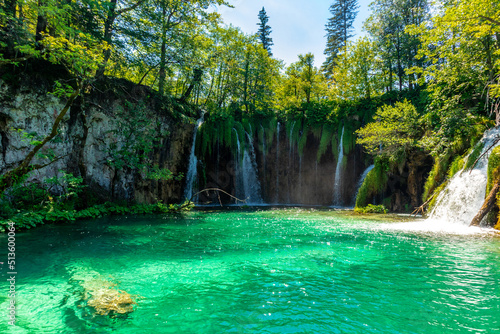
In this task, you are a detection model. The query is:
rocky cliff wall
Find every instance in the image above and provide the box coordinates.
[0,76,193,204]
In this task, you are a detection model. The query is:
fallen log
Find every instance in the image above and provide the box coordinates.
[470,182,500,226]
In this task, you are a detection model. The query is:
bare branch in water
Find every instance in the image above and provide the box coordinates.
[189,188,247,206]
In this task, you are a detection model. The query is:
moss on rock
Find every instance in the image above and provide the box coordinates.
[487,146,500,194]
[355,159,389,208]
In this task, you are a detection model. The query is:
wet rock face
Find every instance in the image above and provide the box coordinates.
[0,78,192,204]
[198,129,369,207]
[257,132,367,206]
[385,151,433,212]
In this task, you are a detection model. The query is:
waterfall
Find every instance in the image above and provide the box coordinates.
[352,164,375,206]
[183,115,204,201]
[333,126,345,206]
[428,127,500,226]
[232,128,244,202]
[288,121,295,204]
[260,124,267,198]
[275,122,280,203]
[231,128,263,204]
[242,132,263,204]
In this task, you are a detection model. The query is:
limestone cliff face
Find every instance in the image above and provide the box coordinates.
[0,77,193,204]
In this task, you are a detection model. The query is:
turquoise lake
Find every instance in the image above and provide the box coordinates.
[1,208,499,333]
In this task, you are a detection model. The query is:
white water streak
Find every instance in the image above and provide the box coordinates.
[333,126,345,206]
[352,164,375,205]
[243,132,263,204]
[183,116,204,201]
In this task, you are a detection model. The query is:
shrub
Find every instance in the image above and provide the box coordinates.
[354,204,388,214]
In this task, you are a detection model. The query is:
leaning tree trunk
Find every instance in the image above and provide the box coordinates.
[470,181,500,226]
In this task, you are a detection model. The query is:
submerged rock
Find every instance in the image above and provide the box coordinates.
[68,266,139,317]
[81,279,137,316]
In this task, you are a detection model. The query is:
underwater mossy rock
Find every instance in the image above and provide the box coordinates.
[81,279,138,317]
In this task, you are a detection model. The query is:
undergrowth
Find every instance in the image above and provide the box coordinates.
[0,172,192,232]
[354,204,388,214]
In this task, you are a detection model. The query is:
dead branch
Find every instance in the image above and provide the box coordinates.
[470,181,500,226]
[411,193,436,217]
[411,180,449,217]
[190,188,247,205]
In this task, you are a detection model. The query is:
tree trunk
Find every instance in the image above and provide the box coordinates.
[3,0,17,21]
[470,181,500,226]
[95,0,117,78]
[243,54,250,113]
[158,2,168,95]
[180,68,203,103]
[35,0,47,48]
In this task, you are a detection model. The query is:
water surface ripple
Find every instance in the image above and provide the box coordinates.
[1,209,499,333]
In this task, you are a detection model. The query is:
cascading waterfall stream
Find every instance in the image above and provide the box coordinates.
[231,128,264,204]
[242,132,264,204]
[232,128,244,202]
[333,126,345,206]
[183,115,205,202]
[428,127,500,227]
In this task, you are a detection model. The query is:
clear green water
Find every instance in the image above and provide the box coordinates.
[1,209,500,333]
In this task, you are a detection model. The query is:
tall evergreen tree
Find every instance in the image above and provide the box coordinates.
[257,7,273,56]
[322,0,359,76]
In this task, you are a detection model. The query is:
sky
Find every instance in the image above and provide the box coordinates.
[216,0,373,67]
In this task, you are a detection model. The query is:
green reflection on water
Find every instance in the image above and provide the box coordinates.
[1,208,499,333]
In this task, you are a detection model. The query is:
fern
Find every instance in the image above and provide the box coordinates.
[291,118,303,147]
[447,155,464,179]
[342,122,356,156]
[266,117,278,149]
[355,159,389,208]
[223,117,234,149]
[332,124,344,161]
[257,124,266,155]
[422,154,451,202]
[464,142,484,171]
[317,123,334,163]
[311,124,322,140]
[298,132,308,157]
[234,121,246,153]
